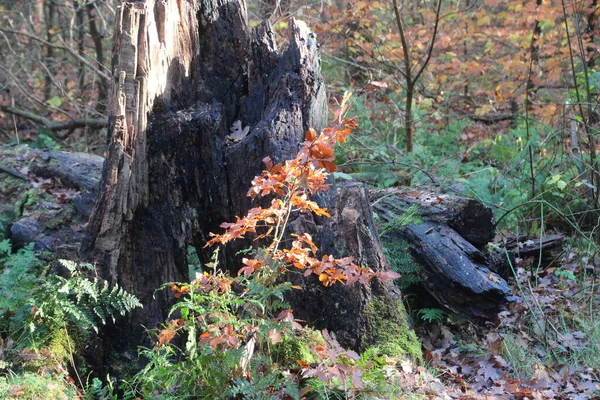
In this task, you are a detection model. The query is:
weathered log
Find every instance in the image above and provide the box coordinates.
[371,187,495,247]
[0,145,102,256]
[371,188,516,321]
[491,233,566,277]
[82,0,415,358]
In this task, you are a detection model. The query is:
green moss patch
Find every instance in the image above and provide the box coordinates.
[364,298,423,361]
[271,329,323,368]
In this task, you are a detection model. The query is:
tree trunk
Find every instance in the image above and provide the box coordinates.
[82,0,417,358]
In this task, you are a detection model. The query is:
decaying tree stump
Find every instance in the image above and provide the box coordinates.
[82,0,414,356]
[371,188,517,321]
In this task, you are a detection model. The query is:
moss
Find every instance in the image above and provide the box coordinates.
[47,329,72,364]
[364,298,423,361]
[271,329,322,367]
[14,189,47,218]
[0,372,78,399]
[0,176,30,208]
[39,205,74,230]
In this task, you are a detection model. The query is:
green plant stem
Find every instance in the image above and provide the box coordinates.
[561,0,599,205]
[496,199,600,254]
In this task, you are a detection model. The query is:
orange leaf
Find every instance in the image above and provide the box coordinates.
[157,327,176,347]
[320,161,337,172]
[199,331,212,346]
[170,284,190,298]
[209,336,226,349]
[377,271,401,282]
[305,128,318,142]
[262,156,274,170]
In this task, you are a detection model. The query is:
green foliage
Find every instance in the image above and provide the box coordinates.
[26,130,60,150]
[0,239,11,255]
[36,260,143,335]
[337,77,597,236]
[0,371,79,400]
[270,330,320,367]
[0,237,141,398]
[554,268,577,282]
[377,206,423,290]
[379,204,422,235]
[417,308,446,324]
[122,258,299,399]
[0,242,45,338]
[0,241,141,364]
[382,240,422,289]
[0,213,11,242]
[85,376,118,400]
[123,256,418,399]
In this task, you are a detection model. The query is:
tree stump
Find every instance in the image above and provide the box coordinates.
[82,0,417,358]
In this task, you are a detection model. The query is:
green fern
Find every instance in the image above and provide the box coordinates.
[85,376,118,400]
[0,239,11,256]
[42,260,143,332]
[417,308,446,323]
[0,250,141,352]
[379,204,422,235]
[382,240,422,289]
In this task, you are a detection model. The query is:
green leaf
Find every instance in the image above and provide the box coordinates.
[0,239,11,257]
[46,96,63,107]
[333,172,354,181]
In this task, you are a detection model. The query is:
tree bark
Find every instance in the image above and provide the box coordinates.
[82,0,413,356]
[371,188,516,321]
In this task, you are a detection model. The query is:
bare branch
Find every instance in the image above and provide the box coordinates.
[0,27,111,81]
[1,105,108,131]
[413,0,443,84]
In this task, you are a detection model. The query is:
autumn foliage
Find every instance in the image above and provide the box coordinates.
[204,115,398,286]
[153,115,401,394]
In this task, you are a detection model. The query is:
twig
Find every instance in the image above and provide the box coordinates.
[0,105,107,131]
[0,165,29,181]
[0,27,111,81]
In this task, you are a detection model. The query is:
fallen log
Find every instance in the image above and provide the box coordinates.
[371,188,495,247]
[0,145,102,257]
[371,188,517,321]
[488,233,566,278]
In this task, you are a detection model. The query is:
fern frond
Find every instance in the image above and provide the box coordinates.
[382,240,422,289]
[59,259,78,275]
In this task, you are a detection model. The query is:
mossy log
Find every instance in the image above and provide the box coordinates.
[0,145,102,256]
[371,188,517,321]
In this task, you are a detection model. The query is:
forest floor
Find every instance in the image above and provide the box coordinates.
[404,251,600,400]
[1,144,599,399]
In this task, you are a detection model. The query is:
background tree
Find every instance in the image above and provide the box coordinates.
[0,0,114,148]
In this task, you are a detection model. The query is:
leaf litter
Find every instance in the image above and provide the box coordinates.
[411,250,600,399]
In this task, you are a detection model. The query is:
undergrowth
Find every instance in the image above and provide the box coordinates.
[0,239,141,399]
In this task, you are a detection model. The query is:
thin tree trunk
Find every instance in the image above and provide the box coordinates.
[86,3,108,114]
